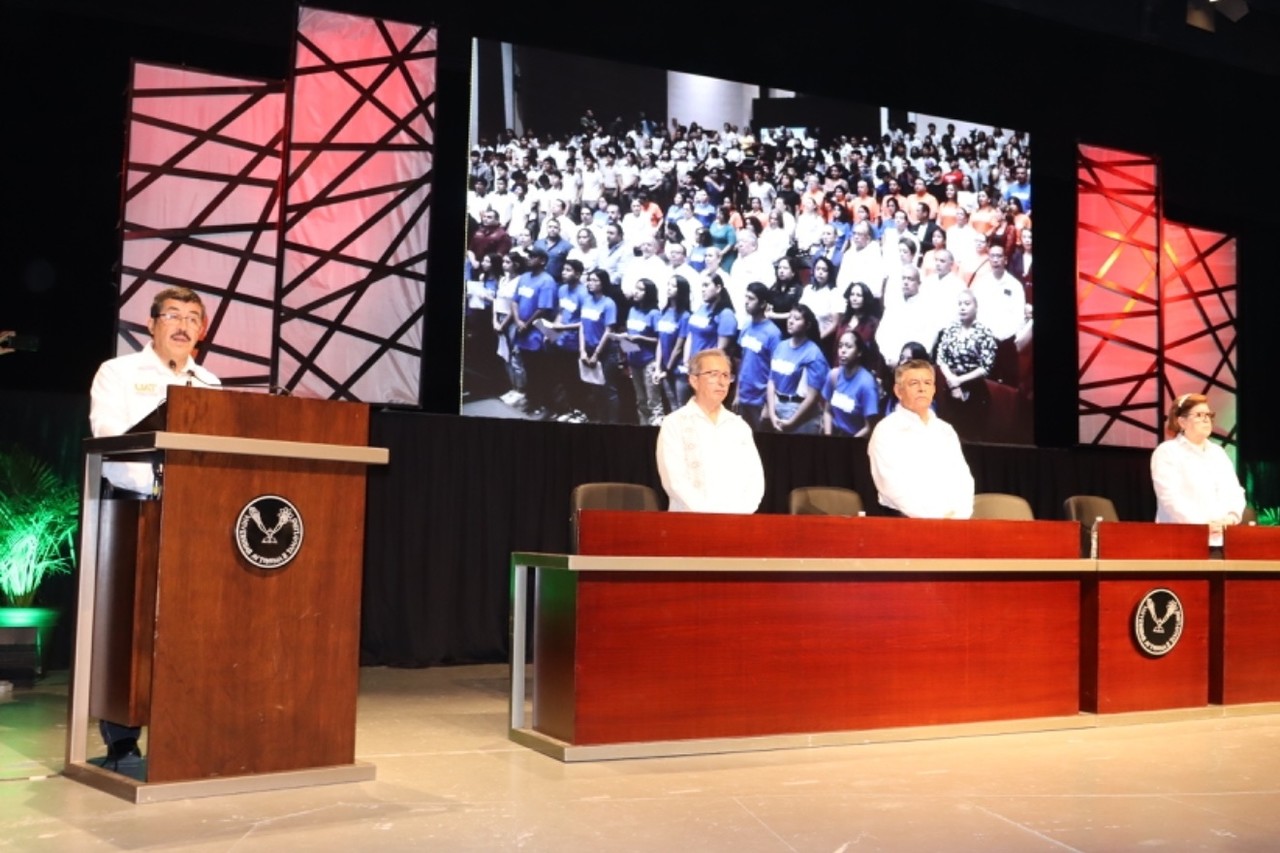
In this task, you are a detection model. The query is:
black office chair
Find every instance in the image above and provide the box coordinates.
[788,486,864,517]
[971,492,1035,520]
[569,482,661,552]
[1063,495,1120,525]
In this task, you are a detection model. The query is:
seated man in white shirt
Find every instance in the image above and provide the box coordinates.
[656,348,765,513]
[868,358,973,518]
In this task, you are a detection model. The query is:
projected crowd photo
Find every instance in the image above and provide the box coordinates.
[462,42,1033,445]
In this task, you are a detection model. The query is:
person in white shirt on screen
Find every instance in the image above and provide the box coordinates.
[656,348,764,513]
[969,244,1025,343]
[836,221,885,296]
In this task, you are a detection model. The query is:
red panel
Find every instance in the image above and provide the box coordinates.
[536,571,1080,744]
[1217,578,1280,704]
[1095,521,1208,560]
[577,511,1081,559]
[1075,146,1240,452]
[1223,525,1280,560]
[1160,222,1238,462]
[1087,577,1209,713]
[1076,145,1160,448]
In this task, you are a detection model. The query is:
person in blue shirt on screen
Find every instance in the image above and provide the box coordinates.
[542,258,586,419]
[683,273,737,404]
[617,278,663,425]
[822,329,880,437]
[767,304,829,434]
[654,275,692,417]
[512,248,558,418]
[734,282,781,431]
[577,268,621,423]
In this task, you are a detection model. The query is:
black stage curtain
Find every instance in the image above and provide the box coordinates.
[360,410,1155,667]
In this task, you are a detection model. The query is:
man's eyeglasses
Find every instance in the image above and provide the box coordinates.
[154,311,204,327]
[694,370,733,383]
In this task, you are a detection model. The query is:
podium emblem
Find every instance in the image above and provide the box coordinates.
[235,495,304,569]
[1133,588,1183,657]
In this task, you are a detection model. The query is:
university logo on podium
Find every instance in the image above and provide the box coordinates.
[1133,588,1183,657]
[235,495,305,570]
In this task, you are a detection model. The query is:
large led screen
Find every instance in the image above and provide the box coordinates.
[462,41,1034,445]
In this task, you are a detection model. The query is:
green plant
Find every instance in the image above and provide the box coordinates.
[1256,507,1280,527]
[0,445,79,607]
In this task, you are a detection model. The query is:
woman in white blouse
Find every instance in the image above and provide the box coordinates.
[1151,393,1246,539]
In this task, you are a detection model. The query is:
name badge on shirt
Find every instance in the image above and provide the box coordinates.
[582,307,603,322]
[830,390,856,413]
[134,383,160,395]
[627,317,647,332]
[689,314,711,329]
[559,297,579,312]
[771,358,796,376]
[518,284,536,298]
[741,334,763,353]
[657,319,678,333]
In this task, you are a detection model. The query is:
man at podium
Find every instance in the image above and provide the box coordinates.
[87,285,220,769]
[90,287,220,495]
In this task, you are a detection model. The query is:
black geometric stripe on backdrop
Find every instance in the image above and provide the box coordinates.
[279,20,435,400]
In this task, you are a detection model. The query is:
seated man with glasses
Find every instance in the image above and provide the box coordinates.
[1151,392,1245,542]
[656,347,764,513]
[868,358,974,518]
[87,285,221,771]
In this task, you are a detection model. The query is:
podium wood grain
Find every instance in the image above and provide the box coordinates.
[92,387,372,783]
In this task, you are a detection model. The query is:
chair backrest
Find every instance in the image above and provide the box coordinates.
[569,482,661,551]
[1063,495,1119,524]
[788,486,864,517]
[1242,505,1258,526]
[971,492,1035,520]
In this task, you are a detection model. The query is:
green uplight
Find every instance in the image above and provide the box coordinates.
[0,606,60,629]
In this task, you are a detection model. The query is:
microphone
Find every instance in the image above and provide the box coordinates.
[166,360,193,386]
[170,360,211,387]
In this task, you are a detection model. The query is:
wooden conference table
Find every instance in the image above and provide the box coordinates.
[509,512,1280,761]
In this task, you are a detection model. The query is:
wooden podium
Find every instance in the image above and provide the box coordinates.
[1215,525,1280,704]
[1083,522,1213,714]
[64,387,389,803]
